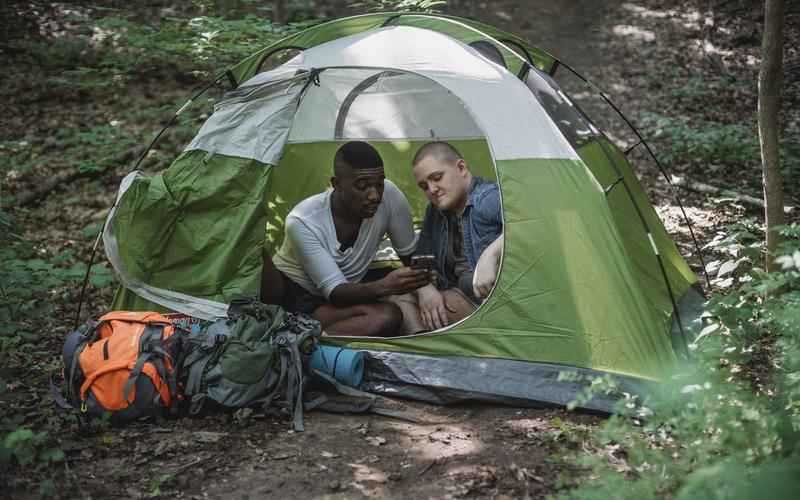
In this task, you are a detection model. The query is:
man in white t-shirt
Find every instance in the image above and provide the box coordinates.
[262,141,430,337]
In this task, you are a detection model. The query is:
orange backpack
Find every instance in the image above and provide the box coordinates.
[55,311,184,421]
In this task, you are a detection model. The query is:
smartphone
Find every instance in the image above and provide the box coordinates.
[410,254,435,271]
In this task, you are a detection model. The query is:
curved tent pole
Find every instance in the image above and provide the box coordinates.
[496,38,534,66]
[553,60,711,289]
[255,45,307,75]
[73,72,229,330]
[333,70,402,138]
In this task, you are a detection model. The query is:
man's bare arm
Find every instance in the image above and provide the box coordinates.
[473,235,504,299]
[329,267,430,306]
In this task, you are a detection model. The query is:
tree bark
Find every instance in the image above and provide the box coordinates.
[273,0,287,24]
[758,0,785,271]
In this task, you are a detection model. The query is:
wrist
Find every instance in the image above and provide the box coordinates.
[417,283,438,298]
[368,278,389,299]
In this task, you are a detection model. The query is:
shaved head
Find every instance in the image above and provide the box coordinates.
[412,141,463,168]
[411,141,472,213]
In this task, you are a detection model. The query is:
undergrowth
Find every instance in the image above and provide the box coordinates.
[560,224,800,500]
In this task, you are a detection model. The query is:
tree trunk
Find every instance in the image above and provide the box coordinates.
[273,0,287,24]
[758,0,785,271]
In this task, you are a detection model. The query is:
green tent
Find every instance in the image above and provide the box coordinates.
[105,13,704,412]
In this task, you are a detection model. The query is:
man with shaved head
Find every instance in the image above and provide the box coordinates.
[393,141,504,332]
[263,141,429,337]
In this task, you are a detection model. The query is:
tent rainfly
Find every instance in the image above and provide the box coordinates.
[104,13,705,412]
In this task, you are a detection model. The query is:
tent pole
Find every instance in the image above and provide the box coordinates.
[554,61,711,289]
[73,73,228,330]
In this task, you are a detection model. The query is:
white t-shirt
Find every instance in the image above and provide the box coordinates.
[273,180,417,299]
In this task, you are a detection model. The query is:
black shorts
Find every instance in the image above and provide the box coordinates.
[280,274,327,316]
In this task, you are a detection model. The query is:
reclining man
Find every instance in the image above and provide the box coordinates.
[393,141,504,332]
[261,141,430,337]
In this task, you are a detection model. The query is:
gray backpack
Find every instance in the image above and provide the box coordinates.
[180,299,321,430]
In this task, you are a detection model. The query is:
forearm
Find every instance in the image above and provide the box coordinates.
[328,281,387,306]
[483,235,503,263]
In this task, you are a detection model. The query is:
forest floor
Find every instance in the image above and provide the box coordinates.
[2,0,799,498]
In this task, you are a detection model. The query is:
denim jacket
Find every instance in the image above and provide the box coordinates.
[415,176,503,293]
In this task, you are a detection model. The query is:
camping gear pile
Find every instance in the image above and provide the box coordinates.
[54,300,334,430]
[87,12,706,413]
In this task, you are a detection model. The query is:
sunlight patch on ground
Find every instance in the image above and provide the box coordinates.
[612,25,656,43]
[387,421,485,461]
[621,2,705,30]
[503,417,554,436]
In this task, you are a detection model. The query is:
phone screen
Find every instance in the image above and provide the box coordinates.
[411,255,434,271]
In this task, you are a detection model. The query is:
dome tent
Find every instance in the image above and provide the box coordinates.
[104,12,704,412]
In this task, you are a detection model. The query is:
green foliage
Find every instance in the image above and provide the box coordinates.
[640,112,760,172]
[0,425,63,497]
[639,112,800,198]
[349,0,447,13]
[0,210,114,367]
[21,5,310,93]
[0,124,139,179]
[0,429,64,468]
[559,224,800,500]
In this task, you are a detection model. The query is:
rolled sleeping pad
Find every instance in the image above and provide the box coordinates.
[310,345,365,388]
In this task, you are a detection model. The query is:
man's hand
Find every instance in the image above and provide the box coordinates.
[417,284,456,330]
[377,267,431,296]
[473,235,503,299]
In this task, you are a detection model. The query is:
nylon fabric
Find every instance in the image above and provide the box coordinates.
[327,158,677,381]
[110,153,272,315]
[230,13,556,84]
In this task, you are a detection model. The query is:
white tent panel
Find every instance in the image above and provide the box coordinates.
[280,26,578,161]
[186,72,307,165]
[288,69,483,142]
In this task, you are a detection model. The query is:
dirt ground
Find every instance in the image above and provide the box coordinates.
[54,404,598,500]
[5,0,796,498]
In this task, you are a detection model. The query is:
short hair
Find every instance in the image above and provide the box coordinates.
[334,141,383,174]
[412,141,463,167]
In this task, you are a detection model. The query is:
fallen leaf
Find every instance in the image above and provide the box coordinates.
[365,436,387,446]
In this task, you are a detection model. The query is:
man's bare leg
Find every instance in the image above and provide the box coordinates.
[312,302,402,337]
[440,289,477,325]
[385,293,426,334]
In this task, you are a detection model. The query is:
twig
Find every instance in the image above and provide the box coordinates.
[418,457,442,477]
[169,454,213,475]
[671,175,794,214]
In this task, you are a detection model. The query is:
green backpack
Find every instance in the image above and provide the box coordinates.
[180,298,321,430]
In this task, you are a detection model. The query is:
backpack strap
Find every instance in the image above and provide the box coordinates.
[284,334,306,431]
[122,324,170,404]
[64,321,101,409]
[309,368,425,424]
[262,343,290,413]
[185,334,229,415]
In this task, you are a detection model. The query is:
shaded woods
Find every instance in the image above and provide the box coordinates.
[1,1,799,498]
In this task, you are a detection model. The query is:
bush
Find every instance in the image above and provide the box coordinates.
[638,112,800,199]
[559,223,800,500]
